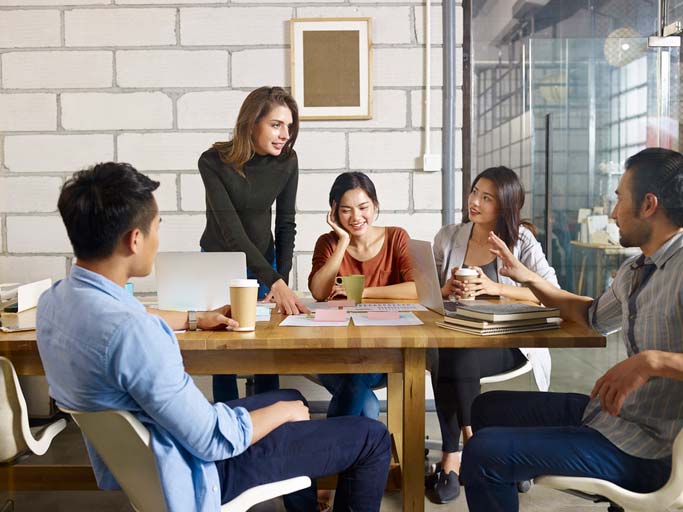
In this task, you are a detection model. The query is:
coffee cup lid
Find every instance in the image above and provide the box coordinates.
[455,268,478,277]
[230,278,259,287]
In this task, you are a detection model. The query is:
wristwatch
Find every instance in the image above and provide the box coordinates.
[187,310,198,331]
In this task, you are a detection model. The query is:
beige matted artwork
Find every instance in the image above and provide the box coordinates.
[290,18,372,120]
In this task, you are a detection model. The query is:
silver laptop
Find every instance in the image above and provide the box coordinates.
[156,252,246,311]
[408,239,460,316]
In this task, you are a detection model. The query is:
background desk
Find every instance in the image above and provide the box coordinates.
[0,308,605,512]
[570,241,641,296]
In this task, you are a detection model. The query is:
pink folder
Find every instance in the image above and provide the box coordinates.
[314,309,347,322]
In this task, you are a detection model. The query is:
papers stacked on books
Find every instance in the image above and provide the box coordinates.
[438,302,561,336]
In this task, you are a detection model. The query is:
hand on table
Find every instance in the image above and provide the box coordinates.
[264,279,311,315]
[326,284,347,300]
[196,305,239,330]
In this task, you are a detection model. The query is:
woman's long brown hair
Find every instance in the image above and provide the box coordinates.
[213,86,299,177]
[463,166,536,250]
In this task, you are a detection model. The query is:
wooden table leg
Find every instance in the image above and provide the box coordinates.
[402,348,425,512]
[387,372,403,462]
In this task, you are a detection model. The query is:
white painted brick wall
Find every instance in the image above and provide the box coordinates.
[411,89,463,129]
[0,0,106,4]
[413,169,463,211]
[349,132,422,170]
[117,51,228,88]
[296,6,412,45]
[0,177,62,213]
[374,48,443,87]
[0,256,67,284]
[300,89,407,130]
[177,90,248,130]
[147,173,178,212]
[180,173,205,212]
[296,173,338,211]
[295,254,313,294]
[5,135,114,173]
[157,214,205,252]
[65,9,176,47]
[7,216,71,253]
[295,132,346,170]
[0,1,464,294]
[0,10,61,48]
[180,7,290,46]
[231,49,289,88]
[62,93,173,130]
[118,133,223,172]
[415,5,464,46]
[1,51,112,89]
[0,94,57,131]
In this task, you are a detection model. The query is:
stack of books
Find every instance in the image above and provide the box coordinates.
[437,302,561,336]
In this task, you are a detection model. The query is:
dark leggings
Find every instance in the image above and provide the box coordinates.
[433,347,528,452]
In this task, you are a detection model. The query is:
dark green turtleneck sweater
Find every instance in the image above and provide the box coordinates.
[198,147,298,288]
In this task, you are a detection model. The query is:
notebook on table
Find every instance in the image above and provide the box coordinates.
[436,320,560,336]
[452,302,560,322]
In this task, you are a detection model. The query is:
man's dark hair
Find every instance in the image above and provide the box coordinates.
[625,148,683,227]
[58,162,160,260]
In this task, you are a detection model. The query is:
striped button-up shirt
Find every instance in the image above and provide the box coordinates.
[582,231,683,460]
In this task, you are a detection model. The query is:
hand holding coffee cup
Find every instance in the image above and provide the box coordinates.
[229,278,259,331]
[449,267,479,300]
[334,275,365,304]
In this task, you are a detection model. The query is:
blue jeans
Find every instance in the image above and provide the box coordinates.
[212,252,279,403]
[317,373,387,418]
[215,389,391,512]
[461,391,672,512]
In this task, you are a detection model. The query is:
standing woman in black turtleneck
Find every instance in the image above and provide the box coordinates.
[199,86,310,403]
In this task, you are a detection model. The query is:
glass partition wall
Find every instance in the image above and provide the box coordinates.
[468,0,680,392]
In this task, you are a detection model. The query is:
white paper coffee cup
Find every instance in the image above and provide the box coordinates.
[454,268,478,300]
[229,279,259,331]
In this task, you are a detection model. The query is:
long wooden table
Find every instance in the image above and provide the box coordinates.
[0,307,605,512]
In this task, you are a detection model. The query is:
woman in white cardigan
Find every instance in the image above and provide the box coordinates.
[426,166,558,504]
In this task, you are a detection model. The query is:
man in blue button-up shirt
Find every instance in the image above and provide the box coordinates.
[37,162,391,512]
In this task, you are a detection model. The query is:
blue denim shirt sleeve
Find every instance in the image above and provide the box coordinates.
[106,313,253,461]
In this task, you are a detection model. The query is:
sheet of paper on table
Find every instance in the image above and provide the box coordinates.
[279,313,350,327]
[350,312,424,327]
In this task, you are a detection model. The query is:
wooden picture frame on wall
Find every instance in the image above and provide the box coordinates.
[290,17,372,120]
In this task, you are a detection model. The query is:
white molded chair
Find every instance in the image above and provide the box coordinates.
[479,359,533,385]
[0,356,67,463]
[62,408,311,512]
[535,427,683,512]
[1,356,68,512]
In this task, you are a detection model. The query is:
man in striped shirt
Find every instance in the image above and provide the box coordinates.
[461,147,683,512]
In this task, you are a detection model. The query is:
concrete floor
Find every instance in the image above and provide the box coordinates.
[1,333,625,512]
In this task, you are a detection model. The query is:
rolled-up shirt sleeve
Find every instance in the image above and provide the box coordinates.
[588,285,623,336]
[106,314,253,461]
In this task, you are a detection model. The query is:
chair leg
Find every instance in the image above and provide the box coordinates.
[1,499,15,512]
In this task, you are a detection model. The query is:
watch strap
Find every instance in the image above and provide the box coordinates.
[188,310,198,331]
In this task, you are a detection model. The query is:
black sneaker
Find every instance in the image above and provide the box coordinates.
[425,469,441,490]
[426,470,461,504]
